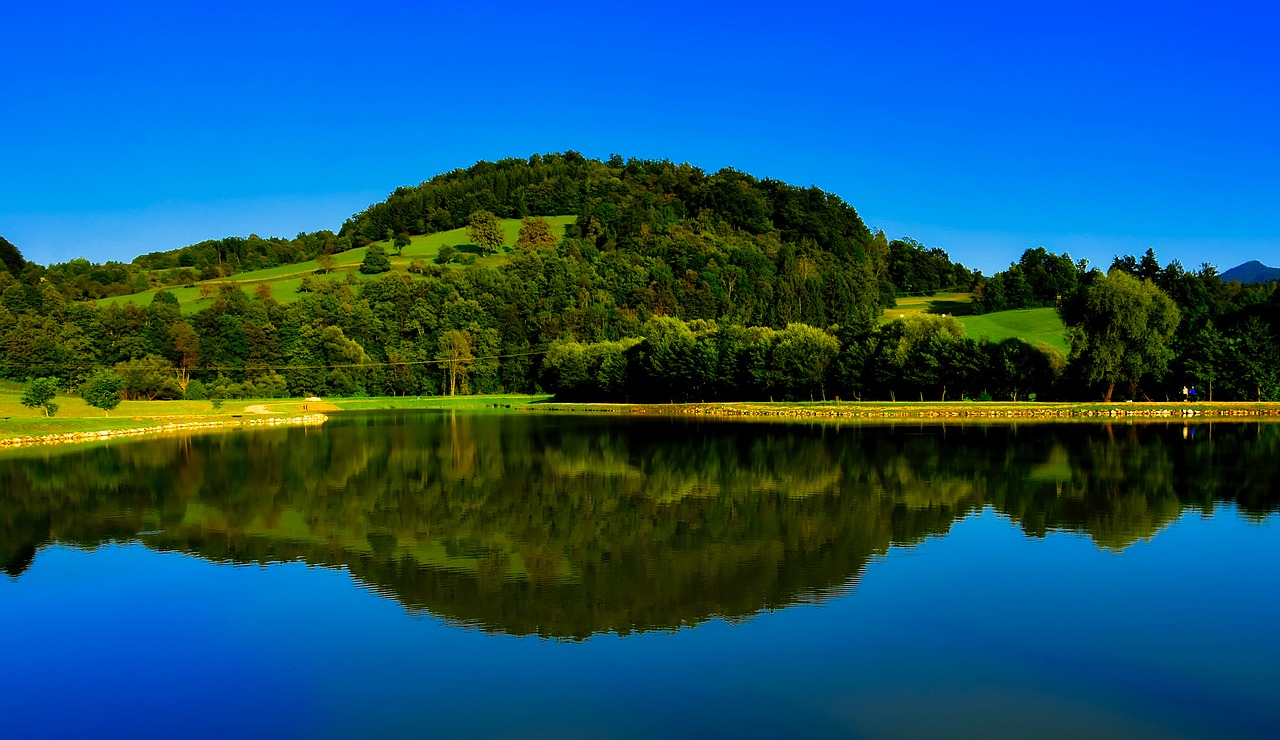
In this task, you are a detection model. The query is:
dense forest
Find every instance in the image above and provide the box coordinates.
[1,153,1278,402]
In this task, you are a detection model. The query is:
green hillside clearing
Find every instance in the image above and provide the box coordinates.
[884,294,1067,355]
[883,292,976,319]
[957,308,1068,355]
[98,216,576,314]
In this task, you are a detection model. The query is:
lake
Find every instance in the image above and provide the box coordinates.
[2,412,1277,738]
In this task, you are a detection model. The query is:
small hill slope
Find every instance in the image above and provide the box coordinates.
[98,217,575,313]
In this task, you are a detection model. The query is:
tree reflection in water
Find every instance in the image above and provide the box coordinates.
[2,414,1276,638]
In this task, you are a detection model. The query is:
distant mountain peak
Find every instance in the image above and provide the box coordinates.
[1221,260,1280,284]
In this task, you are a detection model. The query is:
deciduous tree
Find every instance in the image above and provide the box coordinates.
[467,211,504,256]
[515,216,558,251]
[20,377,60,417]
[436,330,474,395]
[1060,270,1180,401]
[359,244,392,274]
[81,369,124,416]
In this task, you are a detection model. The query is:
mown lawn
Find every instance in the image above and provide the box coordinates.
[0,380,283,439]
[882,294,1068,354]
[883,292,976,319]
[956,308,1069,355]
[0,382,553,441]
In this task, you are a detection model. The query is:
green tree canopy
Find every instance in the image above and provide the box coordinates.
[0,236,27,275]
[1060,269,1180,401]
[467,210,505,256]
[115,355,183,400]
[359,244,392,274]
[436,329,474,395]
[81,369,124,416]
[515,216,559,251]
[20,377,60,417]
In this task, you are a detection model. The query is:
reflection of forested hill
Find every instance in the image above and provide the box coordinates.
[2,415,1277,637]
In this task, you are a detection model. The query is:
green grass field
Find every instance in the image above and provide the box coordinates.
[0,379,269,439]
[957,308,1068,355]
[5,375,1277,448]
[0,379,553,441]
[98,216,577,314]
[885,294,1068,355]
[883,292,976,319]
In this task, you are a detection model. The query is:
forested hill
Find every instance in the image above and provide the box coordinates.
[0,154,991,404]
[342,153,878,261]
[6,153,972,309]
[3,153,1276,402]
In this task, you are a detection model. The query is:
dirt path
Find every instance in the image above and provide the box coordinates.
[244,404,275,414]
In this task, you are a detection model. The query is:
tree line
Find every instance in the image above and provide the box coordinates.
[1,153,1277,404]
[975,245,1280,400]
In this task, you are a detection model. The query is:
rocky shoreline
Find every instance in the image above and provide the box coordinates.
[536,402,1280,421]
[0,413,329,449]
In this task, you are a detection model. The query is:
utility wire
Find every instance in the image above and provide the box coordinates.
[0,348,553,373]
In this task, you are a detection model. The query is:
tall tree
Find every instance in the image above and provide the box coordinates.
[1226,317,1280,401]
[436,330,475,395]
[1060,270,1180,401]
[170,321,201,393]
[770,323,840,401]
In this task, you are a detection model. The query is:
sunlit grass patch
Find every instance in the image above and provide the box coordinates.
[96,216,577,313]
[957,308,1068,355]
[884,292,975,320]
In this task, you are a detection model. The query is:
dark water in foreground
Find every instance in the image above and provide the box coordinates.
[1,413,1278,738]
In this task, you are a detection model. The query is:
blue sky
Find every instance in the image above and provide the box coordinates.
[2,0,1276,274]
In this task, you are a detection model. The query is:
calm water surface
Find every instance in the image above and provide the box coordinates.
[2,413,1277,738]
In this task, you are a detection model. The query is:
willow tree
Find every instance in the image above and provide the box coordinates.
[1060,269,1180,401]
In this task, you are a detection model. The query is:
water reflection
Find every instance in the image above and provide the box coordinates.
[2,414,1277,638]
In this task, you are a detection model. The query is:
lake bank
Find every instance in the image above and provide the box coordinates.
[0,413,329,449]
[529,399,1280,421]
[0,391,547,445]
[4,394,1279,449]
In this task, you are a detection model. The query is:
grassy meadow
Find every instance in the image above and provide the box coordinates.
[0,378,552,442]
[957,308,1069,355]
[0,379,261,439]
[98,216,577,314]
[883,292,976,319]
[6,374,1278,447]
[886,293,1069,355]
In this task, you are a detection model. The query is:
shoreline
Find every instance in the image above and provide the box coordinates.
[5,397,1280,450]
[527,400,1280,421]
[0,413,329,449]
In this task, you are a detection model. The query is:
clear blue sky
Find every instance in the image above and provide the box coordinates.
[3,0,1277,274]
